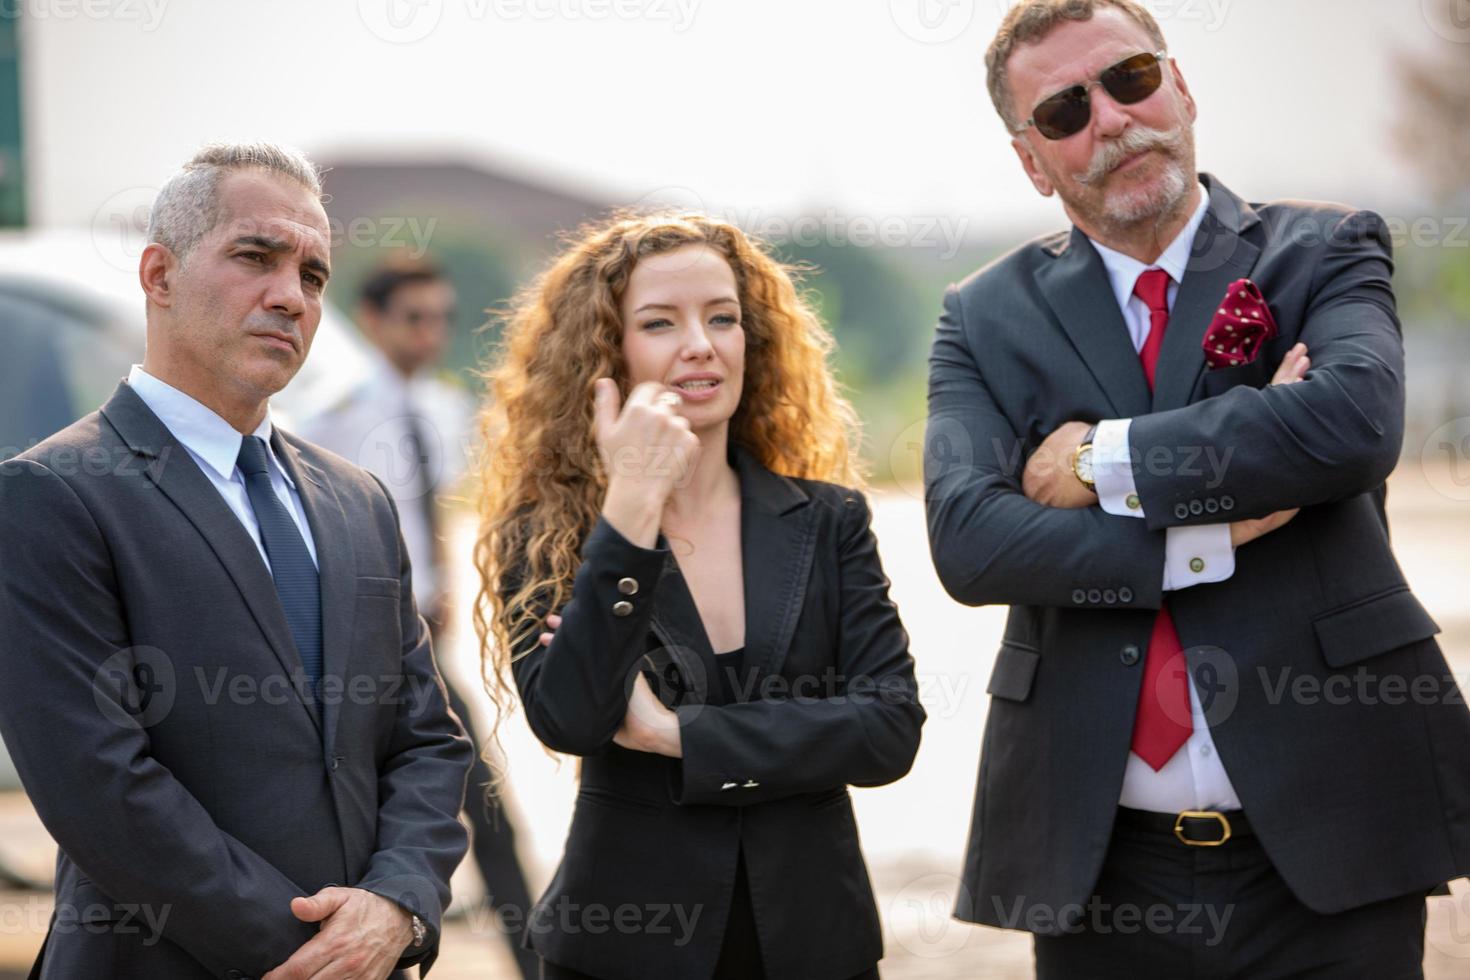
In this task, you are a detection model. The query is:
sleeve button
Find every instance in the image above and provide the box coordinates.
[1188,499,1204,516]
[1174,503,1190,520]
[1071,589,1087,605]
[1086,588,1103,604]
[612,600,634,617]
[1204,498,1219,514]
[1118,587,1134,603]
[1102,589,1117,604]
[617,577,639,595]
[1220,495,1235,511]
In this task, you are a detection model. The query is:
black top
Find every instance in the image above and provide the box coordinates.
[706,646,748,707]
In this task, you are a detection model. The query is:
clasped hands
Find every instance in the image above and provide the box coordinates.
[1021,343,1311,548]
[261,886,414,980]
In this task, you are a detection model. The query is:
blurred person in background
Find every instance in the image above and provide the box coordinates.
[297,262,539,979]
[474,212,925,980]
[924,1,1470,976]
[0,142,471,979]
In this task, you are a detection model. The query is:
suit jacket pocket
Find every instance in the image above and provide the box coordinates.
[1312,587,1440,668]
[1200,359,1269,398]
[356,575,401,598]
[986,642,1040,702]
[577,785,662,814]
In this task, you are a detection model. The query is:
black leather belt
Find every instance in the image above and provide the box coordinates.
[1116,806,1252,846]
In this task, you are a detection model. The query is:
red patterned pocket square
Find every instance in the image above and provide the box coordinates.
[1202,278,1278,369]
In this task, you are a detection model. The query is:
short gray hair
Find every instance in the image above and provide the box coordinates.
[986,0,1167,131]
[147,141,325,261]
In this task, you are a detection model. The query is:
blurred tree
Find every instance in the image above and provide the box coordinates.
[1394,38,1470,330]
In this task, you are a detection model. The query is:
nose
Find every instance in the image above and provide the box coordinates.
[1089,85,1130,140]
[262,264,306,318]
[680,319,714,360]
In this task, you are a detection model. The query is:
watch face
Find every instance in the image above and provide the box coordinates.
[1076,448,1095,484]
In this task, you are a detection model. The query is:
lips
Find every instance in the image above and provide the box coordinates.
[670,374,723,402]
[253,331,298,353]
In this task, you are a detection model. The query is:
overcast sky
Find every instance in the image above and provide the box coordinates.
[19,0,1465,241]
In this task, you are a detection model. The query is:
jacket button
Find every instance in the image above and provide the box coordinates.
[612,601,633,617]
[742,779,760,788]
[1102,589,1117,604]
[1118,587,1134,603]
[1188,499,1204,516]
[1071,589,1086,605]
[720,781,738,791]
[1204,498,1219,514]
[1120,645,1141,666]
[1174,503,1190,520]
[1086,589,1102,604]
[328,756,343,772]
[617,577,639,596]
[1220,495,1235,511]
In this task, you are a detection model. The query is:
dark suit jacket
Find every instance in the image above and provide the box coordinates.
[925,174,1470,932]
[0,382,473,978]
[507,447,925,980]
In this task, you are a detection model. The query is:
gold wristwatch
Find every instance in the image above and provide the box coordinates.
[1072,424,1099,491]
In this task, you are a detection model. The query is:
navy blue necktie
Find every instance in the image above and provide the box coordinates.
[236,436,322,694]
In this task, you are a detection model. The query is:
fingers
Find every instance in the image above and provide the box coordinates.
[290,887,349,923]
[1271,507,1302,529]
[1271,343,1309,385]
[592,378,621,443]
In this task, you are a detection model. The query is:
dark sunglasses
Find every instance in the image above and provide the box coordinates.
[1015,51,1168,140]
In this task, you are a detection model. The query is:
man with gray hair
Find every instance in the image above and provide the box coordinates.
[0,142,472,979]
[926,1,1470,975]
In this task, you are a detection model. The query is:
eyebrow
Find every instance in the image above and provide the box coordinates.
[633,296,740,314]
[231,234,331,281]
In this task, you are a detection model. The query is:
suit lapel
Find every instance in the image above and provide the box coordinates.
[646,447,817,692]
[1152,174,1263,412]
[648,553,714,705]
[1034,227,1154,420]
[100,383,321,734]
[272,431,356,754]
[734,448,817,680]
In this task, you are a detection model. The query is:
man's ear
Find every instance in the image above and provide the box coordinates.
[1012,136,1055,197]
[1169,57,1197,124]
[139,243,177,308]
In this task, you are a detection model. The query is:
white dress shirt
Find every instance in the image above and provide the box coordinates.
[127,365,318,572]
[1080,185,1243,813]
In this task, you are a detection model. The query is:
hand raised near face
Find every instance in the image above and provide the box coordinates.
[594,379,700,548]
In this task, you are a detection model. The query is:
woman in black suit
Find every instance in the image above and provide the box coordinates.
[474,211,925,980]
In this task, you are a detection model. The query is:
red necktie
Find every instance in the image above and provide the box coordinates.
[1129,269,1192,770]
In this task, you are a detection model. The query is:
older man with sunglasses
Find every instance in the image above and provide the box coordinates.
[925,1,1470,976]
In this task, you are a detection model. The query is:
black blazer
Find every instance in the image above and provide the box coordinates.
[0,382,472,979]
[925,173,1470,932]
[509,447,925,980]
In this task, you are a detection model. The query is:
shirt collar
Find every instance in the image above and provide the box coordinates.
[1085,181,1212,311]
[126,365,295,488]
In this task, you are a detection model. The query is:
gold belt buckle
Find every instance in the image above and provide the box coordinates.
[1173,809,1232,847]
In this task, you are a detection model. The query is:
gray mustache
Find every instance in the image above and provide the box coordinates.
[1077,126,1184,185]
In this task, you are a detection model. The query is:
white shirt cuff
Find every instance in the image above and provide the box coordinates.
[1093,418,1143,518]
[1162,523,1236,591]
